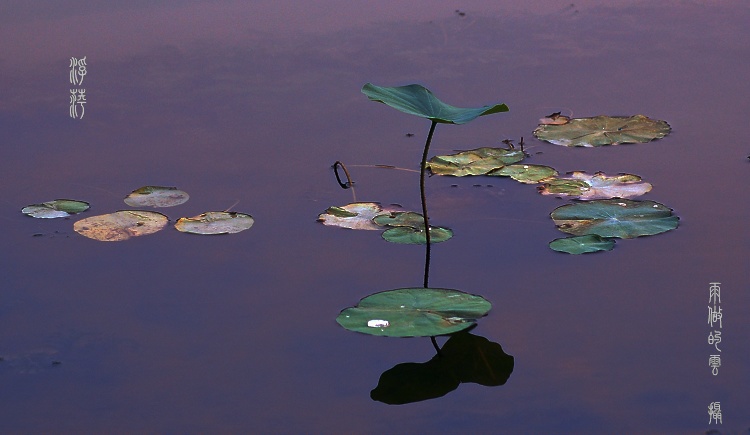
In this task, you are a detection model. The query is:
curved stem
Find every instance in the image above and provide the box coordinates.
[332,161,356,202]
[421,121,438,288]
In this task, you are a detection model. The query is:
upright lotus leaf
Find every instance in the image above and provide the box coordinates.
[336,288,491,337]
[124,186,189,208]
[533,115,671,147]
[549,235,616,254]
[362,83,509,124]
[74,210,168,241]
[540,171,652,200]
[551,199,679,239]
[427,147,525,176]
[486,164,558,184]
[317,202,397,230]
[21,199,90,219]
[174,211,254,235]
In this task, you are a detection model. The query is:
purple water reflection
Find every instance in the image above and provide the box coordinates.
[1,1,748,434]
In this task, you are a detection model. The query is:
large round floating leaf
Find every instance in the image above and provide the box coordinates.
[551,199,679,239]
[174,211,254,235]
[362,83,509,125]
[533,115,671,147]
[123,186,189,208]
[487,164,558,184]
[540,171,652,200]
[549,235,616,254]
[73,210,168,241]
[336,288,492,337]
[317,202,390,230]
[427,147,525,176]
[21,199,90,219]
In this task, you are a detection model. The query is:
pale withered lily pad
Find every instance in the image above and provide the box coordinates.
[539,172,652,200]
[362,83,508,125]
[428,147,525,176]
[317,202,397,230]
[549,235,616,254]
[533,115,671,147]
[336,287,491,337]
[487,164,558,184]
[551,199,679,239]
[124,186,189,208]
[74,210,168,241]
[373,211,453,244]
[22,199,89,219]
[174,212,254,235]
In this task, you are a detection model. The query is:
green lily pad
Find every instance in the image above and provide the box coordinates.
[21,199,90,218]
[549,235,616,254]
[174,211,254,235]
[427,147,525,176]
[487,164,558,183]
[540,172,652,200]
[382,226,453,244]
[336,288,492,337]
[124,186,189,208]
[373,211,453,244]
[551,199,679,239]
[533,115,671,147]
[73,210,168,241]
[362,83,508,125]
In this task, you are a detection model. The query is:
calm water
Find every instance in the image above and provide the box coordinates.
[1,1,748,434]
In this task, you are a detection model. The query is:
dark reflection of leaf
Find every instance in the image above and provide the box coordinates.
[371,331,514,405]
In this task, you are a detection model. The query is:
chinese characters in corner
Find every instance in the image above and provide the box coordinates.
[69,56,87,119]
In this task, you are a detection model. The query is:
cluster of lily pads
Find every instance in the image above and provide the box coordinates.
[21,186,254,241]
[324,83,680,347]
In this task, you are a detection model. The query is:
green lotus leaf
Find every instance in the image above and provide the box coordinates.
[174,211,254,235]
[336,288,492,337]
[21,199,90,219]
[123,186,189,208]
[551,199,679,239]
[533,115,671,147]
[382,226,453,244]
[540,171,652,200]
[487,164,558,183]
[372,211,426,228]
[549,235,616,254]
[362,83,509,125]
[74,210,168,241]
[427,147,525,176]
[318,202,396,230]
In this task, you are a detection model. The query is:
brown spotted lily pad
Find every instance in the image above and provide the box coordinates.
[74,210,168,241]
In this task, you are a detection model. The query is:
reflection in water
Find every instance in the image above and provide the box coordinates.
[371,330,514,405]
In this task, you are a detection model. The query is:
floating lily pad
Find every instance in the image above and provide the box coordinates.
[73,210,168,241]
[123,186,189,208]
[551,199,679,239]
[174,211,254,235]
[549,235,616,254]
[374,211,453,244]
[540,171,652,200]
[533,115,671,147]
[428,147,525,176]
[336,288,492,337]
[487,164,558,183]
[317,202,396,230]
[382,226,453,244]
[362,83,508,125]
[21,199,89,219]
